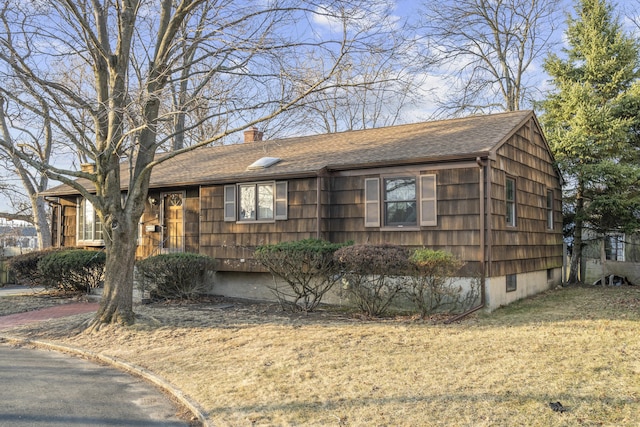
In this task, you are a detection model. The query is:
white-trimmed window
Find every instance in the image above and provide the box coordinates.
[364,174,437,228]
[224,181,287,222]
[384,177,417,226]
[605,234,625,261]
[505,176,516,227]
[77,198,104,244]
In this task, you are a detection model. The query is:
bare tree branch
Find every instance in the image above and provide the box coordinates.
[0,211,32,223]
[417,0,563,116]
[0,0,405,325]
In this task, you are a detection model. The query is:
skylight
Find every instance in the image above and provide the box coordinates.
[247,157,281,170]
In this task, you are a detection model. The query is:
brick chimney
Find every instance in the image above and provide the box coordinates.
[243,126,263,143]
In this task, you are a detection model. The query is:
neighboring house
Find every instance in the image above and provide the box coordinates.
[43,110,564,310]
[1,223,37,286]
[0,223,38,250]
[0,247,25,286]
[583,232,640,285]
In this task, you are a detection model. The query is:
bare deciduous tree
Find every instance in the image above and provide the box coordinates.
[0,94,53,248]
[0,0,401,326]
[280,35,424,134]
[418,0,562,115]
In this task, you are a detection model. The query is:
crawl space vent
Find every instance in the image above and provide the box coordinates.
[247,156,281,170]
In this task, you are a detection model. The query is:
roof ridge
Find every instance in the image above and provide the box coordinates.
[260,109,533,144]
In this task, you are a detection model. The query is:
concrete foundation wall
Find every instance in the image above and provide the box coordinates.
[211,271,482,312]
[210,271,274,301]
[484,268,560,311]
[210,268,560,312]
[210,271,350,307]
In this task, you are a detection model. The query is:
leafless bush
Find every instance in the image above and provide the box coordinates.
[255,239,349,312]
[407,249,481,317]
[335,244,413,317]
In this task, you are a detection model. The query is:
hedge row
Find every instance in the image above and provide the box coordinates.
[7,248,105,293]
[135,253,216,301]
[8,241,474,315]
[256,240,479,317]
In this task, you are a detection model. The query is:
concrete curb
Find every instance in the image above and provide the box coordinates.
[0,335,211,427]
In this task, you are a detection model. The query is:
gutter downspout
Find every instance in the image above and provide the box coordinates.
[445,157,487,323]
[316,170,324,240]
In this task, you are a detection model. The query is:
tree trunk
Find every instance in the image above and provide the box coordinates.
[92,217,137,326]
[32,195,51,249]
[568,237,582,283]
[172,110,185,151]
[568,186,584,284]
[600,237,607,286]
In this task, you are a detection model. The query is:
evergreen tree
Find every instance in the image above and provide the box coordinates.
[540,0,640,283]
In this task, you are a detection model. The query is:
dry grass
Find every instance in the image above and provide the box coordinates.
[2,285,639,426]
[0,291,74,316]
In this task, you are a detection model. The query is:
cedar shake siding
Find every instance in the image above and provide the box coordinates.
[488,119,563,278]
[199,178,319,272]
[327,166,484,277]
[43,110,564,308]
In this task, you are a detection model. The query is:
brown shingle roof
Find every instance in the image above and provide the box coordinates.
[44,110,534,195]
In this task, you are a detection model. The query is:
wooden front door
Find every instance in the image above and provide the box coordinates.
[62,205,77,247]
[162,192,184,252]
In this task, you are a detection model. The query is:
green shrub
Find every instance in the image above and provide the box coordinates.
[407,248,465,318]
[37,249,106,293]
[334,244,413,317]
[135,253,215,301]
[6,247,65,288]
[255,239,351,312]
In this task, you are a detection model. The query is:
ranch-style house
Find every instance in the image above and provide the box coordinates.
[44,110,564,310]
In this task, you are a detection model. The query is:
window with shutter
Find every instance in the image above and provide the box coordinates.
[364,178,380,227]
[275,181,288,220]
[419,175,437,226]
[224,185,236,221]
[365,175,438,228]
[224,181,287,222]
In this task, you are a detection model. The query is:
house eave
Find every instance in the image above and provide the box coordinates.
[326,152,492,173]
[149,171,321,190]
[43,153,493,198]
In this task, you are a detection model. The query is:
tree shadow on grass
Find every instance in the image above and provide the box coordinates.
[4,286,639,338]
[205,389,638,426]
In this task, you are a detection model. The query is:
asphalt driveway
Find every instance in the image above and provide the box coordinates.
[0,345,189,427]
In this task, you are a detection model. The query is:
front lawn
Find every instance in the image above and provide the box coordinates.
[4,285,639,426]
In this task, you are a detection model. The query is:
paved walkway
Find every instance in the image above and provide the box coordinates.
[0,302,99,330]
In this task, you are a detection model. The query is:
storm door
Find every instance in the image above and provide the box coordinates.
[161,192,185,253]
